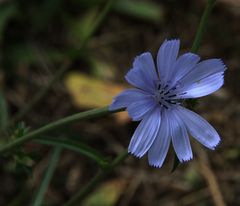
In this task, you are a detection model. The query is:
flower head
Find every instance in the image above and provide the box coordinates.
[109,39,227,168]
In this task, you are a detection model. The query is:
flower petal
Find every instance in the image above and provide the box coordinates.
[128,107,161,158]
[176,107,220,149]
[127,98,157,121]
[169,109,193,162]
[148,109,170,167]
[157,39,180,83]
[170,53,200,87]
[125,52,158,93]
[133,52,159,88]
[177,59,226,92]
[178,72,224,98]
[109,89,149,111]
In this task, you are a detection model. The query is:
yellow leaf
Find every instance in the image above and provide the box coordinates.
[82,179,127,206]
[64,72,129,123]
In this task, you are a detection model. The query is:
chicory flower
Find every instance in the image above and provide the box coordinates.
[109,39,226,167]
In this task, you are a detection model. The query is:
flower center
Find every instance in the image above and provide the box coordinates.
[154,82,180,109]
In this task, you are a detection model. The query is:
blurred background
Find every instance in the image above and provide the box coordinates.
[0,0,239,205]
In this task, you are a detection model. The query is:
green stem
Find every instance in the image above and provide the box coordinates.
[12,0,115,123]
[63,149,128,206]
[191,0,216,53]
[0,106,123,155]
[31,146,62,206]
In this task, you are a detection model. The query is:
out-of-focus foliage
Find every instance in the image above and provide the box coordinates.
[0,3,17,42]
[5,122,35,175]
[1,0,239,205]
[82,179,127,206]
[0,0,162,74]
[65,72,125,108]
[0,92,8,130]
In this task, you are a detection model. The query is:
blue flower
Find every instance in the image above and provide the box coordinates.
[109,39,227,168]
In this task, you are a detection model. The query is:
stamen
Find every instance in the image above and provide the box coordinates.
[168,94,177,98]
[163,84,169,89]
[178,92,187,95]
[155,81,183,108]
[163,105,168,109]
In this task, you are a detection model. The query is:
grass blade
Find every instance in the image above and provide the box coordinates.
[0,92,9,130]
[31,146,62,206]
[36,137,108,168]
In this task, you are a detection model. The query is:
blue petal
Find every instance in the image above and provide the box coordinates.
[169,109,193,162]
[157,39,180,83]
[127,98,157,121]
[109,89,149,111]
[176,107,220,149]
[125,52,158,93]
[177,59,226,93]
[128,107,161,158]
[178,72,224,98]
[148,109,170,167]
[133,52,159,88]
[170,53,200,87]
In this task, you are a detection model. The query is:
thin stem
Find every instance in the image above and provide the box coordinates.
[31,146,62,206]
[63,149,128,206]
[191,0,216,53]
[0,106,124,155]
[12,0,115,122]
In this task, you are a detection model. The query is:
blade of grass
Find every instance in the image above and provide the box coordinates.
[31,146,62,206]
[191,0,216,53]
[0,92,9,131]
[36,137,109,168]
[115,0,162,22]
[78,0,163,22]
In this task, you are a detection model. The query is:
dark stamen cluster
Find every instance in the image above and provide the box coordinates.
[154,82,184,109]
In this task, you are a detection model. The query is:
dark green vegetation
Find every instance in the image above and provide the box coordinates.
[0,0,239,205]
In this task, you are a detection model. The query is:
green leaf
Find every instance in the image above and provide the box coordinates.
[36,137,109,168]
[68,8,99,44]
[0,92,9,130]
[31,146,62,206]
[72,0,163,22]
[115,0,163,22]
